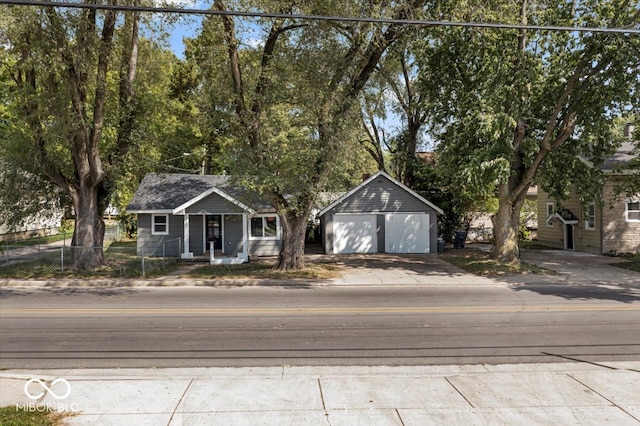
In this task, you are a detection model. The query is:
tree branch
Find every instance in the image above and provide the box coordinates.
[87,1,117,186]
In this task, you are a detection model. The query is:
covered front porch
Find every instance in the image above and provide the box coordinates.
[178,213,250,265]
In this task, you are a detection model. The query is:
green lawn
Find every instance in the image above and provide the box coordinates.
[184,259,341,280]
[609,253,640,273]
[1,232,73,247]
[0,240,180,279]
[0,406,71,426]
[441,248,555,277]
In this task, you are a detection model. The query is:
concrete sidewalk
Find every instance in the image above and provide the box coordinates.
[2,362,639,425]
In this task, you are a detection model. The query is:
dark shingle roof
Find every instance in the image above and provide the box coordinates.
[126,174,272,212]
[601,141,637,171]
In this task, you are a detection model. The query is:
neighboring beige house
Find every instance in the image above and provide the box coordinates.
[537,126,639,254]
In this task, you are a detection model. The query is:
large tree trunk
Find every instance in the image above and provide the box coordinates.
[492,182,527,263]
[277,213,308,270]
[70,184,105,270]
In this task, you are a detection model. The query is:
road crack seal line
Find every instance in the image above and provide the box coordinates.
[167,379,193,426]
[540,352,619,370]
[317,378,332,426]
[395,408,406,426]
[444,377,475,408]
[568,374,640,423]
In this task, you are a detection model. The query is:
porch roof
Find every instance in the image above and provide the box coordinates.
[546,212,579,226]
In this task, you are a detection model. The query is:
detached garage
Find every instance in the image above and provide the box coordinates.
[318,171,443,254]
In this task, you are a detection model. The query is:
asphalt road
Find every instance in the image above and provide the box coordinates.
[1,285,639,368]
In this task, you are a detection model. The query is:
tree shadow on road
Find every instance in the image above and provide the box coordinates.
[512,284,640,303]
[0,286,146,298]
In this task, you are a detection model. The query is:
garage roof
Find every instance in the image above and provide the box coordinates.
[318,171,444,217]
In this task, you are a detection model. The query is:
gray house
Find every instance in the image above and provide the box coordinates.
[126,174,281,264]
[318,171,443,254]
[128,171,444,263]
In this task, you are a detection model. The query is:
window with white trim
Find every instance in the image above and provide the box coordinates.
[585,202,596,230]
[626,200,640,222]
[250,215,279,239]
[152,214,169,235]
[546,202,555,227]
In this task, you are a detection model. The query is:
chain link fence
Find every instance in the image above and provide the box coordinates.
[0,227,181,277]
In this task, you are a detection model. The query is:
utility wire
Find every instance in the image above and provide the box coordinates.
[1,0,639,35]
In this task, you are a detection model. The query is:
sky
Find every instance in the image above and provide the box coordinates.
[157,2,410,144]
[160,1,265,58]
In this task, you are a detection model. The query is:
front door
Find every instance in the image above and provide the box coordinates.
[206,215,222,251]
[565,224,575,250]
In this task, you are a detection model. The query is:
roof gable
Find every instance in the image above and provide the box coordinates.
[126,174,264,213]
[318,171,444,217]
[173,187,254,214]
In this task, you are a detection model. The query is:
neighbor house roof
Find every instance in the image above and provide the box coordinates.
[126,174,271,214]
[578,141,638,173]
[317,171,444,217]
[600,141,637,172]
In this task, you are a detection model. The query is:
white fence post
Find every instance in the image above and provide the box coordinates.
[210,241,214,264]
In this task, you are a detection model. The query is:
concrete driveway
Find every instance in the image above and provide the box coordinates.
[309,253,498,286]
[520,249,639,286]
[313,250,639,288]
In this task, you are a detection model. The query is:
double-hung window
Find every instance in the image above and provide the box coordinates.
[250,215,279,239]
[626,200,640,222]
[546,202,555,227]
[585,202,596,230]
[152,214,169,235]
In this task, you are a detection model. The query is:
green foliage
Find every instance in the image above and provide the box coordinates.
[213,1,431,222]
[0,405,71,426]
[410,155,494,242]
[416,0,639,260]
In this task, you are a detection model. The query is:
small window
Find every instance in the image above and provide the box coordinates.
[546,202,555,227]
[152,214,169,235]
[585,202,596,230]
[626,200,640,222]
[250,215,279,239]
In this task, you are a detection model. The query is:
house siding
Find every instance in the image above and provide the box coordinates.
[538,182,640,254]
[136,214,184,256]
[377,214,386,253]
[188,214,204,255]
[329,175,430,213]
[223,214,244,256]
[321,175,440,254]
[537,192,564,249]
[537,188,601,253]
[601,181,640,254]
[186,193,245,214]
[249,240,281,256]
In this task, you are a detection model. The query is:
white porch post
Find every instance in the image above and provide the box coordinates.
[181,214,194,259]
[242,213,249,261]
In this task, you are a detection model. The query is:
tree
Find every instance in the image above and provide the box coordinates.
[361,44,432,187]
[0,3,142,269]
[214,0,431,269]
[420,0,640,262]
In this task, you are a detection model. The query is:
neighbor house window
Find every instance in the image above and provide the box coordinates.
[546,202,555,227]
[585,202,596,230]
[626,200,640,222]
[250,215,279,239]
[152,214,169,235]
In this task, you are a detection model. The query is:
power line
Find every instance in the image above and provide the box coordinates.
[1,0,639,35]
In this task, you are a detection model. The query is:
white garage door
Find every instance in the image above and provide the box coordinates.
[385,213,430,253]
[333,214,378,254]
